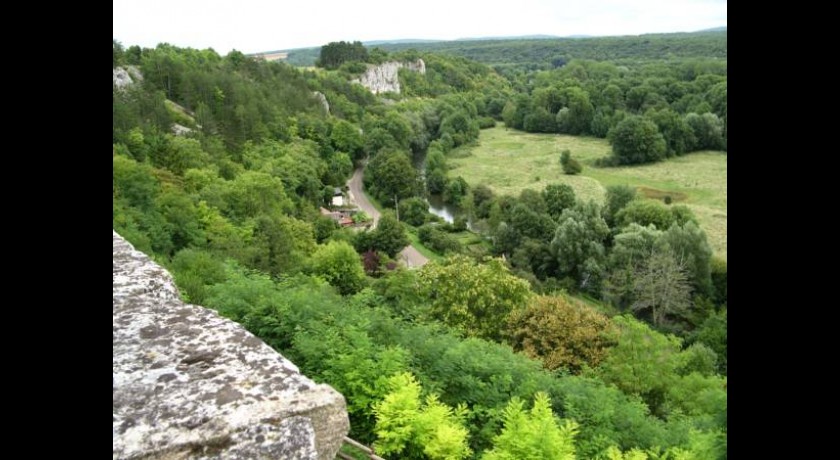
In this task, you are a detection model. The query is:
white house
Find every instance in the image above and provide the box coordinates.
[331,187,344,207]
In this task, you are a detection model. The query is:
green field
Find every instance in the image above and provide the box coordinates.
[447,126,727,259]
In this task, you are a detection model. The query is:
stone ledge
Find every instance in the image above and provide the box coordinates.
[113,231,349,459]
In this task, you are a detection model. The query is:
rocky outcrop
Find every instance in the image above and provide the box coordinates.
[113,66,143,90]
[313,91,330,114]
[171,123,194,136]
[404,58,426,75]
[113,231,349,459]
[353,59,426,94]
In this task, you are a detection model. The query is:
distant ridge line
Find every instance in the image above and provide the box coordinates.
[267,27,726,53]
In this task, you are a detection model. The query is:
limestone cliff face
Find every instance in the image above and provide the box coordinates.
[113,66,143,90]
[353,59,426,94]
[112,231,349,459]
[313,91,330,114]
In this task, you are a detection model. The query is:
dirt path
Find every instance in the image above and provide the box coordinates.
[347,167,429,268]
[398,245,429,268]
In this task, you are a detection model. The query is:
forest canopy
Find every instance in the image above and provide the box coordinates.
[114,32,726,459]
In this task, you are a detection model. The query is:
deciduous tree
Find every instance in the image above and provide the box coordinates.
[317,41,369,69]
[307,240,367,295]
[608,116,667,165]
[543,184,576,219]
[365,150,418,204]
[356,211,409,258]
[603,185,636,227]
[596,315,683,415]
[506,295,616,372]
[631,248,692,326]
[419,255,532,341]
[550,202,610,291]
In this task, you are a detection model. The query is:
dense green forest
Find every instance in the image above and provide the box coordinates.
[113,33,726,459]
[286,30,727,70]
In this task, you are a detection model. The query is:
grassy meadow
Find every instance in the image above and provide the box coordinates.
[447,126,727,259]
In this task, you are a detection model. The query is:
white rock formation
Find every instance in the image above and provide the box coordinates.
[113,66,143,90]
[352,59,426,94]
[171,123,194,136]
[313,91,330,114]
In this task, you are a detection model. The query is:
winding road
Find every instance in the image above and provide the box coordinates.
[348,167,429,268]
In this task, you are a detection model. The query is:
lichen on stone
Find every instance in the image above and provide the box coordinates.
[113,231,349,459]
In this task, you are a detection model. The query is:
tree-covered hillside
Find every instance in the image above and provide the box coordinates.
[286,30,727,70]
[113,38,726,459]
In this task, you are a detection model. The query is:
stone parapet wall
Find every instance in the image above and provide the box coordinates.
[113,231,349,459]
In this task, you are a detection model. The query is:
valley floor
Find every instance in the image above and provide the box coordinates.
[448,126,727,259]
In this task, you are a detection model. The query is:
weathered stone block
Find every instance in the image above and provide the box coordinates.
[113,231,349,459]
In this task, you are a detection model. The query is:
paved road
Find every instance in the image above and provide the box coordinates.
[348,167,381,225]
[347,167,429,268]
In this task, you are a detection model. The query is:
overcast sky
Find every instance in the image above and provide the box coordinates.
[113,0,727,54]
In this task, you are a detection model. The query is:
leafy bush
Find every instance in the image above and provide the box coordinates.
[373,372,472,459]
[353,211,371,223]
[339,61,368,75]
[398,197,431,227]
[483,393,578,460]
[563,158,583,175]
[418,224,462,254]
